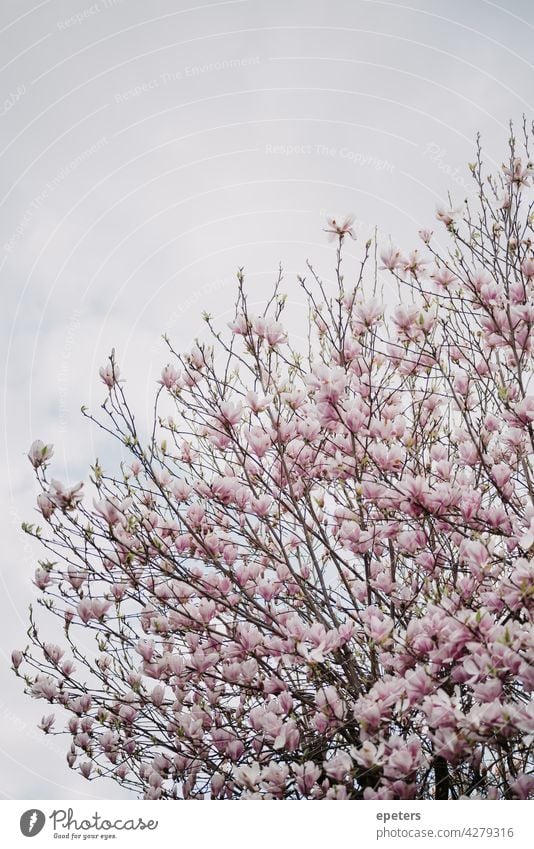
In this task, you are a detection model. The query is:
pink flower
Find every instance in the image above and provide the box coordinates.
[362,609,393,645]
[251,494,273,516]
[151,685,165,707]
[453,373,469,394]
[353,740,385,769]
[459,539,489,575]
[211,773,225,796]
[187,345,205,369]
[80,762,93,779]
[246,390,270,412]
[172,480,192,501]
[430,266,457,288]
[354,298,384,330]
[294,761,321,794]
[307,364,346,403]
[502,157,534,187]
[405,667,433,703]
[513,396,534,425]
[217,401,243,426]
[31,675,57,701]
[383,737,422,779]
[43,643,64,664]
[37,492,55,519]
[274,721,300,752]
[436,203,464,227]
[234,762,261,790]
[77,598,111,623]
[490,462,511,489]
[472,678,503,702]
[48,479,83,511]
[518,519,534,550]
[323,751,352,781]
[484,413,501,432]
[430,728,469,763]
[136,640,154,663]
[510,774,534,800]
[245,426,271,457]
[418,228,433,244]
[521,257,534,279]
[28,439,54,468]
[251,316,287,346]
[323,215,356,241]
[34,567,52,590]
[400,250,430,277]
[261,761,289,798]
[11,650,23,670]
[99,361,121,388]
[379,246,401,270]
[392,304,420,335]
[228,314,248,335]
[316,685,345,720]
[93,497,128,526]
[159,364,180,389]
[118,704,138,724]
[38,713,55,733]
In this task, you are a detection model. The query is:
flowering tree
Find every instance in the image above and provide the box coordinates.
[14,130,534,800]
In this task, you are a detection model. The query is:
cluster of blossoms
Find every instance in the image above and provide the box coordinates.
[14,131,534,800]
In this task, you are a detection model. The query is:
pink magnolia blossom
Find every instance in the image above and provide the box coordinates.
[521,257,534,279]
[11,650,23,670]
[436,203,464,227]
[430,266,457,289]
[502,156,534,187]
[380,246,401,270]
[353,298,384,330]
[28,439,54,468]
[323,215,356,241]
[38,714,55,733]
[48,479,83,511]
[251,316,287,346]
[294,761,321,795]
[99,361,121,389]
[324,751,353,781]
[37,492,55,519]
[228,314,248,335]
[159,364,180,389]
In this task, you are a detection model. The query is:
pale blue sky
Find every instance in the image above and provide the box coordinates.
[1,0,533,798]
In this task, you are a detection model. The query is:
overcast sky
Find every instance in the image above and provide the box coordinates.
[1,0,533,799]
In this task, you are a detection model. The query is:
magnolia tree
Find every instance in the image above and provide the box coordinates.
[13,131,534,801]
